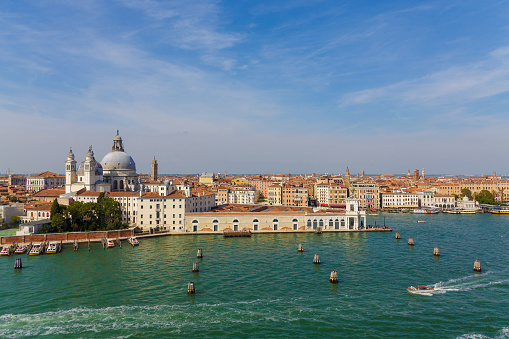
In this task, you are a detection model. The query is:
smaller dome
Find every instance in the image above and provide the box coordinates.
[67,148,75,161]
[77,159,103,176]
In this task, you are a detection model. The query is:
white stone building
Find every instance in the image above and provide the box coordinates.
[381,192,419,209]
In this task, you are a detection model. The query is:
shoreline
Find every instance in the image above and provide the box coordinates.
[1,227,392,246]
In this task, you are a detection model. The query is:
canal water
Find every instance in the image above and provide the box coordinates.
[0,213,508,338]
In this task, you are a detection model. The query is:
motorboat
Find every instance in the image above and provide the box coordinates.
[407,285,434,294]
[417,220,426,223]
[0,247,10,256]
[414,209,438,214]
[489,209,509,214]
[14,245,28,254]
[106,239,115,248]
[29,244,42,256]
[127,237,139,246]
[46,242,59,254]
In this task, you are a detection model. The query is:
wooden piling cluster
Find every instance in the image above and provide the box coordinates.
[395,232,401,239]
[298,243,304,252]
[74,239,79,251]
[408,238,414,246]
[433,247,440,256]
[313,254,321,264]
[329,270,339,283]
[197,248,203,258]
[187,281,195,294]
[474,260,481,272]
[192,262,199,272]
[116,236,122,248]
[14,258,22,269]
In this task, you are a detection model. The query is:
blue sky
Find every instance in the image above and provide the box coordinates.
[2,0,509,175]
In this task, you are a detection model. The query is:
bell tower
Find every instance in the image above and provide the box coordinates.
[151,157,158,181]
[65,148,77,194]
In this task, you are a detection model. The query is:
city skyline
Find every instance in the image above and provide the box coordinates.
[2,1,509,174]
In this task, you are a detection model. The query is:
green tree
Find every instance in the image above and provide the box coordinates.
[50,199,62,216]
[474,190,495,204]
[10,215,20,226]
[460,188,473,200]
[51,213,65,232]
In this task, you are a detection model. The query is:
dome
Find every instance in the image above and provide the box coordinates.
[101,151,136,171]
[77,160,103,176]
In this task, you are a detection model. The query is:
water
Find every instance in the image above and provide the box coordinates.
[1,213,508,338]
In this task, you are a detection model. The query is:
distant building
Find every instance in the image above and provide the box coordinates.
[199,172,215,186]
[27,171,65,192]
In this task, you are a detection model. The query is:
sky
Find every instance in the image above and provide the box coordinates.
[2,0,509,176]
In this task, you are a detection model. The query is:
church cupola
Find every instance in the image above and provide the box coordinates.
[111,130,125,152]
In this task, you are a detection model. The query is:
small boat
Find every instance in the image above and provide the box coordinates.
[417,220,426,223]
[401,208,410,213]
[127,237,139,246]
[368,213,378,216]
[29,244,42,256]
[0,247,10,256]
[14,245,28,254]
[106,239,115,248]
[407,285,434,294]
[46,242,59,254]
[489,208,509,214]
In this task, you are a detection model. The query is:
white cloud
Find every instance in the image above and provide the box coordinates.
[342,46,509,107]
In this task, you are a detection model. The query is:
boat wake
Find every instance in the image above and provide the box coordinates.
[433,271,509,294]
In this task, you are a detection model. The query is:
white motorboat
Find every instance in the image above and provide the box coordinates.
[127,237,139,246]
[14,245,28,254]
[29,244,42,256]
[407,285,434,294]
[46,242,59,254]
[106,239,115,248]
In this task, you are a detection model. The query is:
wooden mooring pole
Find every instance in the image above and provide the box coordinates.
[329,270,339,283]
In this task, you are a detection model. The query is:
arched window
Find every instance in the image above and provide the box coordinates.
[335,219,339,229]
[213,219,219,232]
[329,219,333,228]
[307,219,312,228]
[313,220,318,229]
[293,219,298,230]
[113,180,118,190]
[341,219,345,227]
[273,218,278,231]
[119,180,124,190]
[319,219,324,227]
[233,218,239,231]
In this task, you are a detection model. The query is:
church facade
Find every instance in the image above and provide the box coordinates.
[65,131,140,194]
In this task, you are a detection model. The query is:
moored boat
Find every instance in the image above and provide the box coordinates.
[0,247,11,256]
[407,285,434,294]
[106,239,115,248]
[29,244,42,256]
[489,209,509,214]
[14,245,28,254]
[46,242,59,254]
[127,237,139,246]
[417,220,426,223]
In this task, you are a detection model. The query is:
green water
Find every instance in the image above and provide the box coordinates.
[1,213,508,338]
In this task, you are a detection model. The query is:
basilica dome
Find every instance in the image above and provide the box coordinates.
[101,151,136,171]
